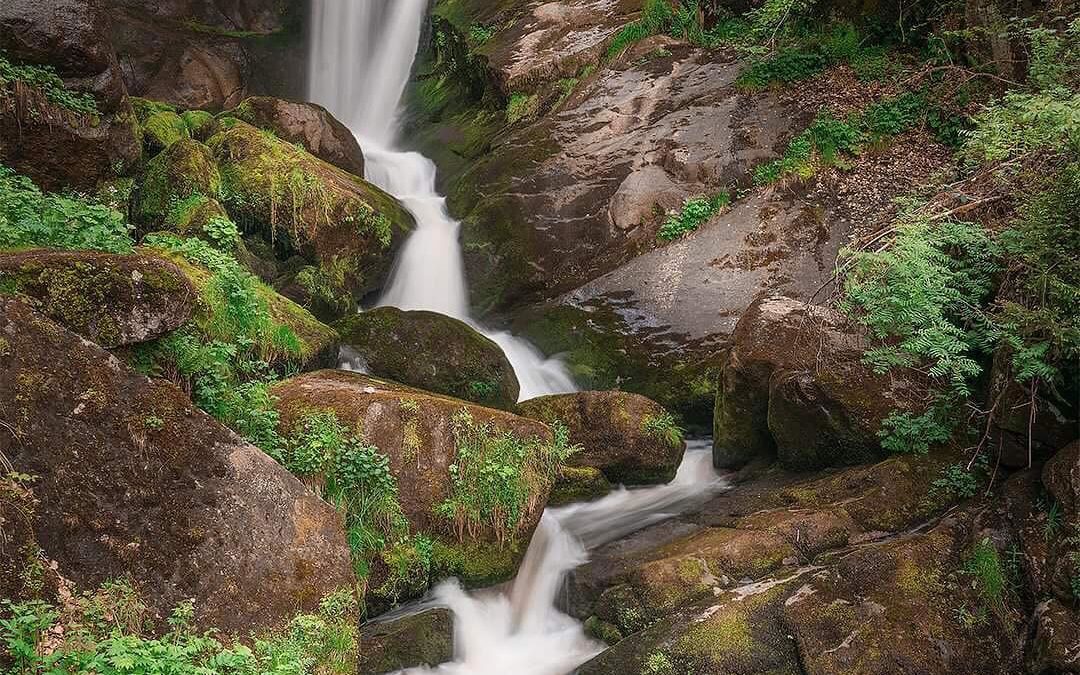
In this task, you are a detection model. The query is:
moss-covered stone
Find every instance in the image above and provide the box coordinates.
[207,119,413,309]
[550,466,613,506]
[181,110,217,140]
[136,138,222,225]
[143,110,190,151]
[0,249,195,348]
[335,307,519,409]
[272,370,560,609]
[518,391,686,485]
[357,608,454,674]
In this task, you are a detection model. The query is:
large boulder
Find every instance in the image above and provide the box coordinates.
[1043,441,1078,520]
[1028,600,1080,674]
[207,119,413,312]
[135,138,222,225]
[230,96,366,176]
[518,391,685,485]
[0,249,195,348]
[0,298,356,635]
[0,0,127,112]
[713,295,925,471]
[272,370,564,608]
[335,307,520,409]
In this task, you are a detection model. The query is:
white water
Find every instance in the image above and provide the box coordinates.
[401,442,727,675]
[307,5,729,673]
[308,0,576,400]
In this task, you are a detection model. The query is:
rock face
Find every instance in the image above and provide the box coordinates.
[0,0,127,112]
[0,249,196,348]
[1044,441,1079,521]
[518,391,685,485]
[272,370,559,606]
[102,0,308,110]
[357,608,455,674]
[335,307,520,409]
[230,96,366,176]
[1028,600,1080,674]
[713,295,924,471]
[0,298,356,635]
[207,119,413,311]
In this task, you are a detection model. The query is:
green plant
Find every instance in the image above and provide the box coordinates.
[931,463,983,500]
[469,24,495,45]
[658,192,730,240]
[964,538,1006,610]
[643,650,675,675]
[878,406,954,455]
[506,93,539,124]
[641,411,685,448]
[437,411,576,544]
[0,54,98,115]
[203,215,242,252]
[0,165,134,253]
[0,583,357,674]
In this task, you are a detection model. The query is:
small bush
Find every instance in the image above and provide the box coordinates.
[0,54,98,115]
[658,192,731,240]
[0,165,133,253]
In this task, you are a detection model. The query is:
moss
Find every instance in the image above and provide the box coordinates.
[430,539,522,588]
[549,465,613,506]
[0,262,123,347]
[130,98,178,123]
[143,111,190,150]
[137,139,222,225]
[181,110,217,139]
[584,616,624,645]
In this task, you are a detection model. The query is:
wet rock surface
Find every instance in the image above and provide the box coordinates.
[0,298,356,635]
[335,307,520,409]
[518,390,686,484]
[0,249,196,348]
[357,608,455,675]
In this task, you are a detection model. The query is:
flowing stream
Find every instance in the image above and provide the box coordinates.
[308,3,728,672]
[308,0,575,400]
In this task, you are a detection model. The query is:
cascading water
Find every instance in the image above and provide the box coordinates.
[308,0,575,400]
[309,4,728,673]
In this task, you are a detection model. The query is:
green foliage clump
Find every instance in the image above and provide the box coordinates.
[879,407,954,455]
[658,192,731,240]
[931,462,984,500]
[0,165,133,254]
[753,112,863,184]
[0,582,357,675]
[737,22,894,89]
[607,0,711,58]
[506,93,539,124]
[468,24,495,45]
[0,54,98,115]
[963,538,1006,610]
[437,410,576,545]
[641,411,685,448]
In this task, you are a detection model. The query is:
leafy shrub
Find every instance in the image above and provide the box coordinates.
[641,411,685,448]
[0,582,357,675]
[658,192,731,240]
[878,407,954,455]
[0,54,98,115]
[0,165,133,253]
[437,410,576,544]
[931,462,984,500]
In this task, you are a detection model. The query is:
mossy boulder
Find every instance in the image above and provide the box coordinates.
[550,466,613,506]
[143,110,190,151]
[357,608,454,674]
[0,249,195,348]
[207,119,413,311]
[518,391,686,485]
[181,109,217,140]
[334,307,520,409]
[272,370,561,608]
[0,298,356,636]
[135,138,222,225]
[149,245,339,371]
[229,96,366,176]
[714,295,925,471]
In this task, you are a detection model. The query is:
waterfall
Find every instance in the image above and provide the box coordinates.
[307,0,576,400]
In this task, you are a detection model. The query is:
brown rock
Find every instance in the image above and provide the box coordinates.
[0,298,356,635]
[1043,441,1079,520]
[231,96,366,176]
[357,608,454,674]
[0,249,195,348]
[714,295,925,471]
[1028,600,1080,674]
[518,391,686,485]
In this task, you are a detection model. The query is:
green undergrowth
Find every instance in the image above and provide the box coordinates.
[135,234,304,455]
[737,21,896,88]
[838,22,1079,456]
[0,165,133,254]
[437,410,577,545]
[607,0,710,59]
[0,53,98,115]
[1,582,358,675]
[642,411,685,449]
[279,409,432,605]
[658,192,731,240]
[754,92,925,185]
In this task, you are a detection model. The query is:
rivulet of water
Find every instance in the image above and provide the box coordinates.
[307,0,575,400]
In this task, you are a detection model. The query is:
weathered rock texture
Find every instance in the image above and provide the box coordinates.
[0,298,356,635]
[230,96,366,176]
[335,308,519,409]
[0,249,195,348]
[272,370,558,604]
[357,608,455,675]
[518,391,686,485]
[713,295,925,471]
